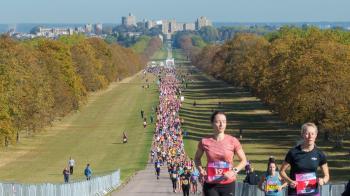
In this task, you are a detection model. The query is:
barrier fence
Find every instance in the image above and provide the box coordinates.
[0,169,120,196]
[0,170,347,196]
[235,182,347,196]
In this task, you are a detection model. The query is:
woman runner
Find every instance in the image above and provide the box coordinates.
[195,111,247,196]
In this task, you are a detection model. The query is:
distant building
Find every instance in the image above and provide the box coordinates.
[145,20,157,29]
[195,16,212,30]
[177,23,184,31]
[183,23,195,31]
[36,27,74,38]
[162,19,178,34]
[94,23,103,34]
[122,13,137,27]
[85,24,93,33]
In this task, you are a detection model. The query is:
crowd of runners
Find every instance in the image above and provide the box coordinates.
[142,64,337,196]
[147,66,199,195]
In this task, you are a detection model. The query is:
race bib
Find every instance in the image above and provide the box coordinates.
[207,161,231,183]
[183,179,189,185]
[296,172,317,194]
[266,182,278,192]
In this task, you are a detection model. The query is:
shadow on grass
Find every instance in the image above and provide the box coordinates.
[179,63,350,181]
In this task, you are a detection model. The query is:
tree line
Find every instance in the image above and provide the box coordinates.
[0,34,162,147]
[192,27,350,148]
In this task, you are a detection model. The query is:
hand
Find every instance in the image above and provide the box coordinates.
[289,181,298,188]
[223,170,237,180]
[199,168,207,178]
[318,178,325,186]
[277,186,283,192]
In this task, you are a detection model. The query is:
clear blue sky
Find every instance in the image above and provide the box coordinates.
[0,0,349,23]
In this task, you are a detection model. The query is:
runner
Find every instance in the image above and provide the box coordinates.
[122,131,128,144]
[258,160,287,196]
[154,158,161,180]
[170,165,178,192]
[280,122,329,196]
[191,168,199,194]
[180,168,191,196]
[194,111,247,196]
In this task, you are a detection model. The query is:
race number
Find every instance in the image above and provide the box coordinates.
[296,172,317,194]
[206,161,232,183]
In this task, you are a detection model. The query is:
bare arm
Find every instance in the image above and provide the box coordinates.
[223,148,247,179]
[280,161,296,188]
[194,146,206,176]
[318,163,330,185]
[234,148,247,172]
[278,176,289,191]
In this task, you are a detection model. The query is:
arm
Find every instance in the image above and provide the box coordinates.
[280,161,296,188]
[258,175,266,191]
[278,175,288,191]
[194,146,206,176]
[318,163,330,185]
[224,148,247,179]
[233,148,247,171]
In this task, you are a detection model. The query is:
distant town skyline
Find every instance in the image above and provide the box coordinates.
[0,0,350,24]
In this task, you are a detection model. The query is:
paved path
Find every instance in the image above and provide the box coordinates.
[112,163,202,196]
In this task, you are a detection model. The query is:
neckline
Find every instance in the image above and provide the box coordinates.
[212,134,226,142]
[300,144,315,152]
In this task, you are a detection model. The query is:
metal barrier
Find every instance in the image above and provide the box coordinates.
[0,169,120,196]
[235,182,347,196]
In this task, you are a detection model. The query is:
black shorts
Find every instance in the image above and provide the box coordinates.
[203,181,235,196]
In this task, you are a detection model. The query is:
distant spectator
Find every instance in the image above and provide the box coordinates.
[244,167,260,185]
[245,160,251,174]
[239,128,243,140]
[143,118,147,128]
[84,163,92,180]
[140,109,144,119]
[63,167,70,183]
[68,157,75,175]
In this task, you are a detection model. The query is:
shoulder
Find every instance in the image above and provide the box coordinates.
[288,145,301,154]
[201,136,213,142]
[314,146,325,155]
[224,134,240,143]
[314,146,327,159]
[199,137,213,146]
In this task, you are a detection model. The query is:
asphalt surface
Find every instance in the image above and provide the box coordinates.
[112,163,202,196]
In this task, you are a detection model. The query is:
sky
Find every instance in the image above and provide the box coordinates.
[0,0,349,24]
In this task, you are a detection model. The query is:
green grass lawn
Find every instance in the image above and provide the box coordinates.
[179,63,350,183]
[0,73,158,183]
[131,36,151,54]
[151,45,168,60]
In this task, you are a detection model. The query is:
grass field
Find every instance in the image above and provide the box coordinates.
[175,52,350,182]
[0,73,158,183]
[151,45,168,60]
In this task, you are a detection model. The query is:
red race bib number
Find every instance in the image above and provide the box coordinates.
[206,161,232,183]
[296,172,317,194]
